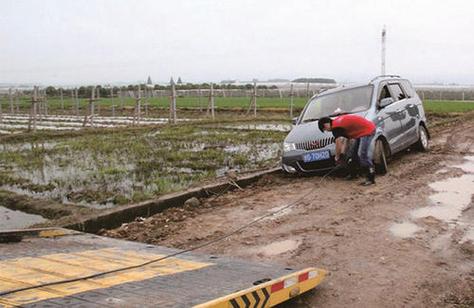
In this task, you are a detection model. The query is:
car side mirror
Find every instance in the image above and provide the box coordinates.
[378,97,394,109]
[292,117,298,125]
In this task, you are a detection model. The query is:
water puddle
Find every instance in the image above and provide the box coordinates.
[222,123,292,132]
[389,221,421,238]
[0,206,47,230]
[255,239,301,256]
[411,174,474,223]
[453,155,474,173]
[390,156,474,242]
[461,227,474,243]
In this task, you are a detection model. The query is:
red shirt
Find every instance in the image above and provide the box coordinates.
[332,114,375,139]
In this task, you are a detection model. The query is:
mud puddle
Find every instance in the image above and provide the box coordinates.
[390,221,421,238]
[390,155,474,241]
[222,123,292,132]
[252,239,301,256]
[0,206,47,230]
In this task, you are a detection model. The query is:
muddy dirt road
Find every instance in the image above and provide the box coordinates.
[104,117,474,307]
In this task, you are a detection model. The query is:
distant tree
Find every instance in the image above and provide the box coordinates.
[45,86,58,96]
[78,86,87,98]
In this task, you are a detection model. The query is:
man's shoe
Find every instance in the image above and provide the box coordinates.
[360,169,375,186]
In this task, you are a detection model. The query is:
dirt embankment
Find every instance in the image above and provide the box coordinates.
[103,114,474,307]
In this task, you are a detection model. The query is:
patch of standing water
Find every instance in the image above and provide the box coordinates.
[255,239,301,256]
[461,228,474,243]
[389,221,421,238]
[0,206,47,230]
[389,156,474,240]
[410,173,474,223]
[222,123,293,132]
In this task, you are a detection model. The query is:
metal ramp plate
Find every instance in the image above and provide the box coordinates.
[0,228,326,307]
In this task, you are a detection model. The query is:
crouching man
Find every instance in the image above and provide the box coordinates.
[318,114,376,186]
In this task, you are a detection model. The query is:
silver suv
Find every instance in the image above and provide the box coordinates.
[282,75,429,174]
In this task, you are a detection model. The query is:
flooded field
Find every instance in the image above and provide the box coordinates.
[0,122,287,208]
[0,114,191,133]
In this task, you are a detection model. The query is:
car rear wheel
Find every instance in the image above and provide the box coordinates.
[415,125,430,151]
[374,139,388,175]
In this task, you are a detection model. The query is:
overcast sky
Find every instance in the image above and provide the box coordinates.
[1,0,473,85]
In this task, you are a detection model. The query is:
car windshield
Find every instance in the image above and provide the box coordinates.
[301,85,373,123]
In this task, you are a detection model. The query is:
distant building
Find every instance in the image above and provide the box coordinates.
[146,76,153,88]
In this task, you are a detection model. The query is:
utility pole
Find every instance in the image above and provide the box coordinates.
[381,25,386,75]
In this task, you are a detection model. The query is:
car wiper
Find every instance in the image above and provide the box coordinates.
[302,118,319,123]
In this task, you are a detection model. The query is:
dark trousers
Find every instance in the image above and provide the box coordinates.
[346,133,375,173]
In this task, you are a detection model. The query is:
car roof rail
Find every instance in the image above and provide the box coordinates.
[369,75,401,83]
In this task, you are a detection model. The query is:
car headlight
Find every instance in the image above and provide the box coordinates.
[283,142,296,152]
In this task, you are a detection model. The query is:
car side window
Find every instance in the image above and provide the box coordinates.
[388,83,406,101]
[379,85,391,101]
[400,80,414,98]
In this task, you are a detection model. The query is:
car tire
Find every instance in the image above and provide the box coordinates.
[415,125,430,152]
[374,139,388,175]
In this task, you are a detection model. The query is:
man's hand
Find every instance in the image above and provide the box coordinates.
[335,153,346,166]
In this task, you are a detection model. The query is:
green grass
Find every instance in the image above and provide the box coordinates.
[3,96,474,113]
[422,100,474,113]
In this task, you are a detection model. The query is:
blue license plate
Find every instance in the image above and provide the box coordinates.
[303,150,330,163]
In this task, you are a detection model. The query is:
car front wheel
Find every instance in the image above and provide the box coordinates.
[374,138,388,175]
[415,125,430,151]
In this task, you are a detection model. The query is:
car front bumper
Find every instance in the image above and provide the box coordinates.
[282,149,336,173]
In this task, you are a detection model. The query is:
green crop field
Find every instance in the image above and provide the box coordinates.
[2,95,474,113]
[421,100,474,113]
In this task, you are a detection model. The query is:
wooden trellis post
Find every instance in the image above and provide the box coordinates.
[111,105,116,117]
[9,88,13,113]
[15,90,20,113]
[110,87,114,106]
[82,87,96,127]
[42,89,48,116]
[133,85,142,126]
[198,88,203,112]
[0,94,3,123]
[207,83,215,120]
[75,88,79,116]
[169,79,177,124]
[246,81,257,117]
[28,86,39,132]
[119,89,124,110]
[60,88,64,110]
[289,83,294,119]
